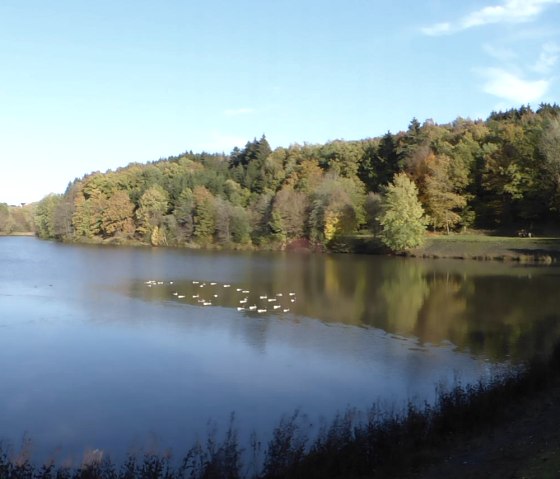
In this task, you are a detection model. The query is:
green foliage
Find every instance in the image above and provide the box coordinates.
[309,175,366,245]
[378,173,427,252]
[35,194,63,239]
[136,185,169,239]
[422,154,467,232]
[192,185,216,244]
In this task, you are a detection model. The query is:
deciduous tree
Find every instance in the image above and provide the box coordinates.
[377,173,427,252]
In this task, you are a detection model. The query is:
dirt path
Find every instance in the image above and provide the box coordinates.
[405,384,560,478]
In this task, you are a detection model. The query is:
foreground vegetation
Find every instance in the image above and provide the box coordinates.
[30,104,560,253]
[2,344,560,478]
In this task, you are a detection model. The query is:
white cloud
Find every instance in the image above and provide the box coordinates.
[224,107,255,117]
[478,67,549,103]
[420,22,451,36]
[483,44,517,62]
[422,0,560,36]
[533,42,560,73]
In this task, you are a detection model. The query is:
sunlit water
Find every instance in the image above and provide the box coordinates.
[1,237,559,464]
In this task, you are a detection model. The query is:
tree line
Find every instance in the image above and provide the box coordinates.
[0,203,35,235]
[33,103,560,252]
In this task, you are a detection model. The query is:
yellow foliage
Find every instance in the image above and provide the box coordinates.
[324,210,340,242]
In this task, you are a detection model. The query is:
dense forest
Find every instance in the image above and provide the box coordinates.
[0,203,35,235]
[31,103,560,251]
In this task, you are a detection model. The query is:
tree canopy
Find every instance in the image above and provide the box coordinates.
[31,103,560,250]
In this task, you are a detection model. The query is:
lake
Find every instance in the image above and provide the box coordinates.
[1,236,559,464]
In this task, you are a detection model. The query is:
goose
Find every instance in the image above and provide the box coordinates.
[276,293,283,297]
[273,305,281,310]
[289,292,296,296]
[193,281,199,284]
[210,282,217,286]
[257,309,267,313]
[177,295,185,299]
[237,307,245,311]
[248,305,257,310]
[267,298,277,302]
[223,284,231,288]
[173,292,178,296]
[203,302,212,306]
[242,290,250,294]
[192,294,199,298]
[259,295,267,299]
[283,308,290,313]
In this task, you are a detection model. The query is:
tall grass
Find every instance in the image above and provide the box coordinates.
[1,346,559,479]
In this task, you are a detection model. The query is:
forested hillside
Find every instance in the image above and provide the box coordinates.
[34,104,560,250]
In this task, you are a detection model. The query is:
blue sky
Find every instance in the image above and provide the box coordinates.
[1,0,559,205]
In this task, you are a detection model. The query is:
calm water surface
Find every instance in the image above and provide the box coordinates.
[1,237,559,462]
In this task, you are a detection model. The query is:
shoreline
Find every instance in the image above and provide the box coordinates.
[12,232,560,264]
[408,234,560,264]
[0,231,35,237]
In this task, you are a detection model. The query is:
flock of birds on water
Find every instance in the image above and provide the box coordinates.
[144,280,296,314]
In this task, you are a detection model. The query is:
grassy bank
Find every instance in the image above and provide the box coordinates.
[409,234,560,263]
[2,346,560,478]
[0,232,35,237]
[329,231,560,262]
